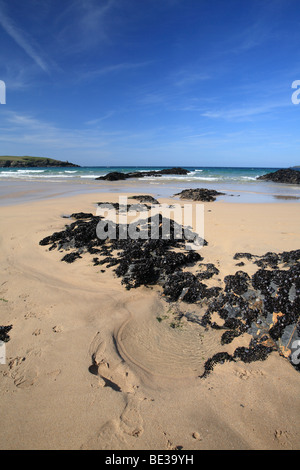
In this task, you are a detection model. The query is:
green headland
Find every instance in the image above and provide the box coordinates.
[0,156,80,168]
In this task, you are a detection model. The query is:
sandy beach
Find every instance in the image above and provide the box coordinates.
[0,189,300,450]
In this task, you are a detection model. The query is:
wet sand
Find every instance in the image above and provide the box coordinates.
[1,177,300,206]
[0,191,300,450]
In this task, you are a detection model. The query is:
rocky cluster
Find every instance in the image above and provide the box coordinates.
[40,211,206,289]
[96,167,190,181]
[40,210,300,377]
[199,250,300,376]
[257,168,300,184]
[174,188,225,202]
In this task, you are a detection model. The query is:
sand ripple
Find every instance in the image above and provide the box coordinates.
[116,313,222,379]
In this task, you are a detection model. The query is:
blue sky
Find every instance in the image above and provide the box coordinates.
[0,0,300,167]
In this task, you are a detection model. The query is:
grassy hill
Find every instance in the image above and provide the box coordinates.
[0,156,79,168]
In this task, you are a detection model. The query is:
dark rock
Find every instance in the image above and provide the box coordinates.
[96,167,190,181]
[254,252,279,268]
[70,212,94,220]
[61,252,82,263]
[233,252,255,260]
[233,344,274,363]
[224,271,251,295]
[0,325,12,343]
[156,167,190,175]
[200,343,274,379]
[257,169,300,184]
[130,195,159,204]
[196,263,219,280]
[221,330,242,345]
[174,188,225,202]
[40,212,205,290]
[97,171,127,181]
[200,352,234,379]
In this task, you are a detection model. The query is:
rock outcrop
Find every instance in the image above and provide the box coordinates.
[257,169,300,184]
[96,167,190,181]
[174,188,225,202]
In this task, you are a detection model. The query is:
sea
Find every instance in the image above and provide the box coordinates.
[0,166,300,205]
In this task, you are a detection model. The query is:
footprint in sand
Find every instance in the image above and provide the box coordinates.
[89,332,138,394]
[82,395,144,450]
[7,352,39,389]
[5,349,60,389]
[81,419,128,450]
[120,395,144,437]
[86,331,145,449]
[274,429,292,448]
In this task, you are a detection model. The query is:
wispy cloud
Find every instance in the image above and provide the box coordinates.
[0,1,50,73]
[224,0,290,56]
[201,99,290,121]
[0,110,159,153]
[85,111,116,126]
[55,0,117,53]
[78,61,152,82]
[171,69,210,88]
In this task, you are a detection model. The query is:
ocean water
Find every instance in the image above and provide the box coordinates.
[0,166,282,182]
[0,166,300,204]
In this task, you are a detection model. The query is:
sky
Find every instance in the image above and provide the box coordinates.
[0,0,300,167]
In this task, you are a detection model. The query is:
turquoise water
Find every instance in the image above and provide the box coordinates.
[0,166,281,183]
[0,166,300,205]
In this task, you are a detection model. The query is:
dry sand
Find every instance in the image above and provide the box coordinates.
[0,192,300,450]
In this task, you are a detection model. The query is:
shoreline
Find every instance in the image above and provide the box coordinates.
[0,191,300,450]
[1,177,300,206]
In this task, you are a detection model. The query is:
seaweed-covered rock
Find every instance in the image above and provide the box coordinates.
[196,263,219,280]
[130,195,159,204]
[40,212,206,290]
[40,210,300,376]
[200,343,274,379]
[224,271,251,295]
[174,188,225,202]
[200,352,234,378]
[233,344,274,363]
